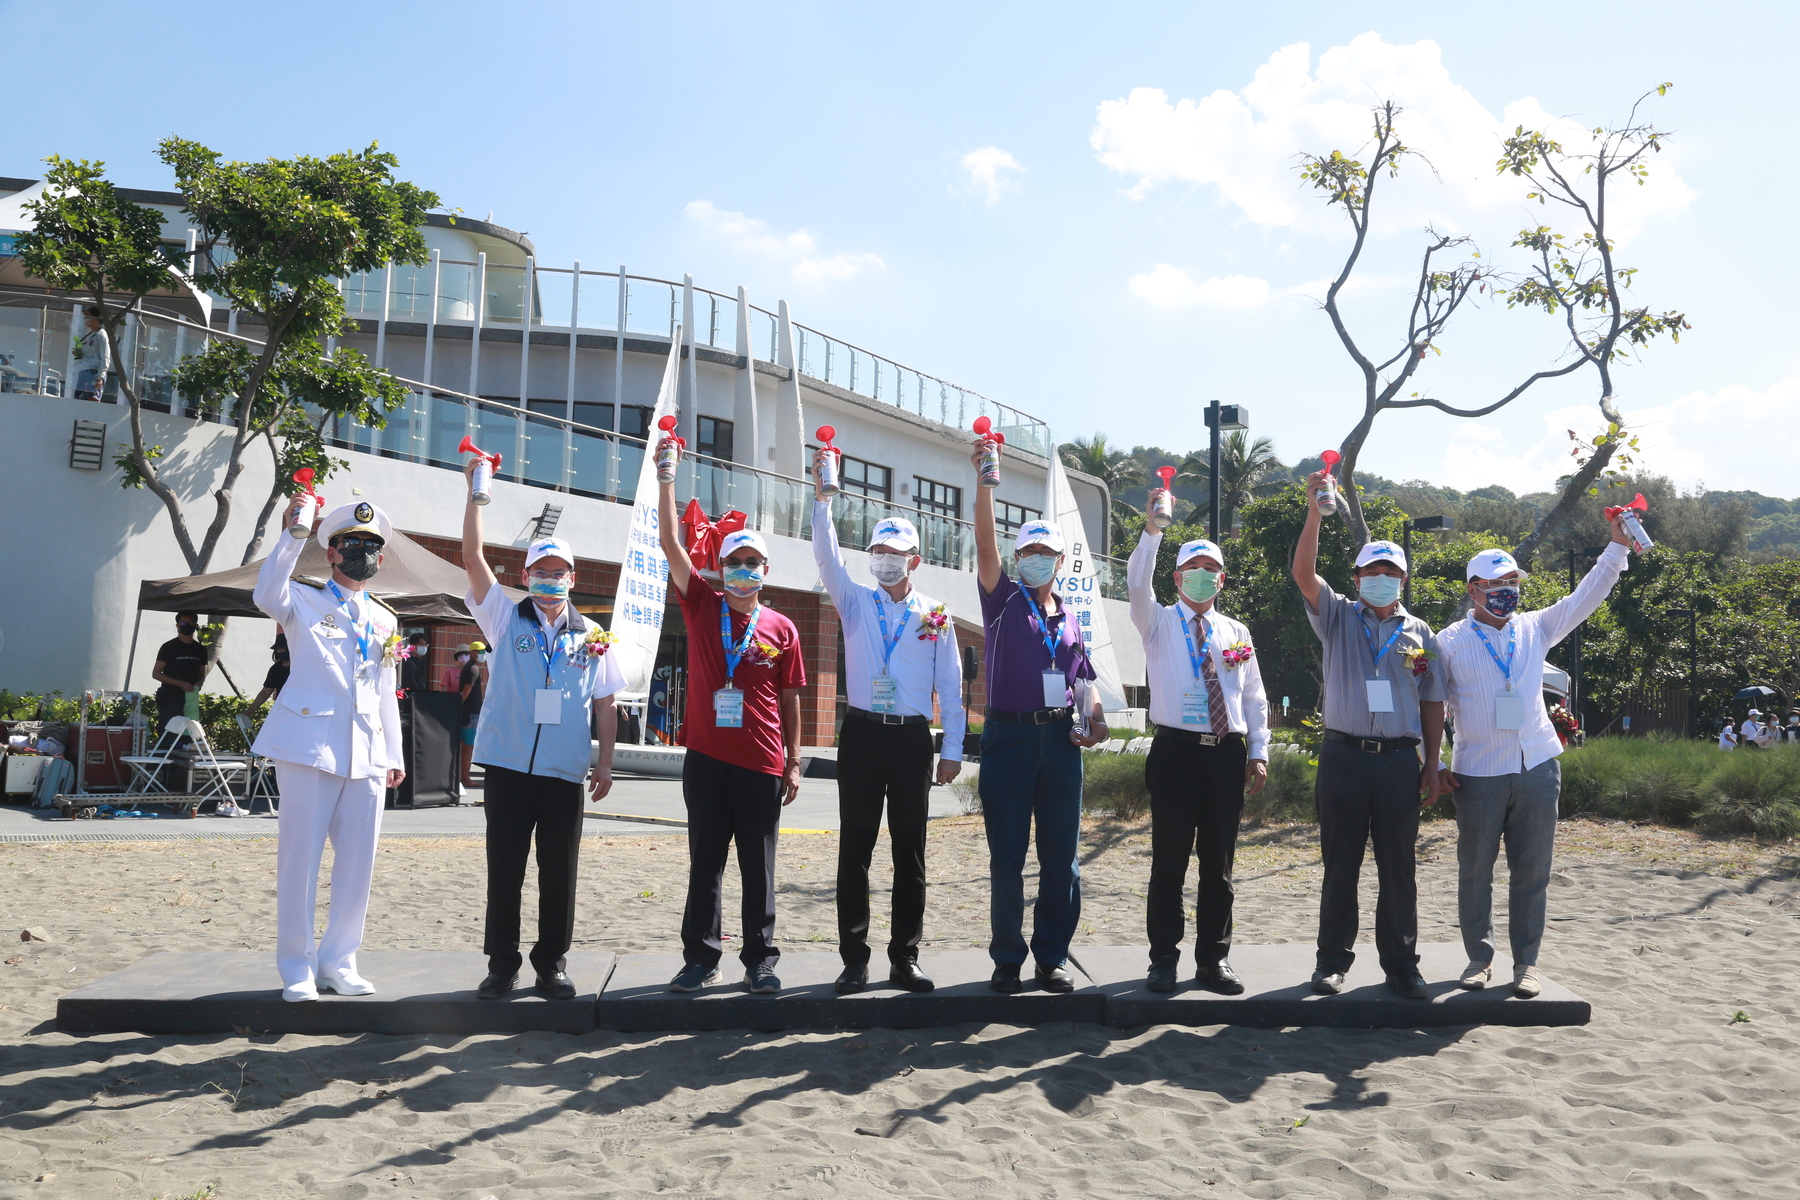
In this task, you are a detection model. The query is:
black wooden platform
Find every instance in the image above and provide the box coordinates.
[57,950,615,1035]
[57,945,1588,1036]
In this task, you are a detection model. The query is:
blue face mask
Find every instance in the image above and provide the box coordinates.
[1480,585,1521,618]
[528,577,571,600]
[722,565,765,598]
[1016,554,1058,587]
[1357,573,1403,607]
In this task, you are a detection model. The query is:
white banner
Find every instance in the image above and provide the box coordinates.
[1046,445,1126,712]
[610,327,685,698]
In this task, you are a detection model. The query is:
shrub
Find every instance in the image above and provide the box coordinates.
[1697,750,1800,840]
[1080,750,1152,820]
[1556,736,1716,823]
[1246,750,1315,825]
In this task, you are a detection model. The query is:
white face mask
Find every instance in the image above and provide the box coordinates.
[869,552,912,586]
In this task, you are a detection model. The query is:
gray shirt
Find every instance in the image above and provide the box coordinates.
[1304,579,1444,740]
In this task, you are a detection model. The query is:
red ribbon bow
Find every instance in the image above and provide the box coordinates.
[681,499,748,572]
[1603,493,1649,521]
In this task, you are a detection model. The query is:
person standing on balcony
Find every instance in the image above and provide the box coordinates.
[658,460,807,996]
[972,447,1108,996]
[1126,505,1270,996]
[72,307,112,401]
[1292,469,1445,1001]
[811,457,965,995]
[254,497,405,1003]
[460,468,623,1001]
[1436,525,1634,998]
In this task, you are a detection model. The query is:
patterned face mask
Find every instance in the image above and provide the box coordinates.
[336,545,380,582]
[1480,584,1521,618]
[722,564,765,598]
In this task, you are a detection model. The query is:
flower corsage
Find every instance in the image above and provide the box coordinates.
[1220,641,1255,670]
[1398,645,1435,677]
[751,641,784,666]
[916,604,950,641]
[381,633,414,666]
[581,628,618,656]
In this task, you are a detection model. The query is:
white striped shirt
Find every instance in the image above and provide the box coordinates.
[1438,542,1629,777]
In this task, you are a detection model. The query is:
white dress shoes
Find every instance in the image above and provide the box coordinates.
[1512,967,1541,999]
[317,969,376,996]
[1458,960,1492,990]
[282,979,319,1003]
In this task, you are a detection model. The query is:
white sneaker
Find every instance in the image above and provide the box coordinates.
[282,979,319,1003]
[1512,967,1541,999]
[1458,961,1491,990]
[317,969,376,996]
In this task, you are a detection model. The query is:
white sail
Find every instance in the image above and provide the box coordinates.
[1046,444,1126,712]
[610,327,685,698]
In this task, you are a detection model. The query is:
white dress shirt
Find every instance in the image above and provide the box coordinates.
[812,500,968,760]
[1438,542,1629,777]
[1126,529,1271,760]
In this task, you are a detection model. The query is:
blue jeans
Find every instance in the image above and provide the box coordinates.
[978,717,1083,968]
[1453,758,1561,968]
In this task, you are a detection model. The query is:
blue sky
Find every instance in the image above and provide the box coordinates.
[3,1,1789,495]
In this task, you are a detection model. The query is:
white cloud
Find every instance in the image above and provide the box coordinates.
[1129,264,1270,309]
[684,200,885,285]
[1091,34,1692,241]
[959,146,1024,205]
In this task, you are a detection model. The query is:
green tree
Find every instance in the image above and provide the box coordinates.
[1176,431,1284,535]
[1060,432,1141,551]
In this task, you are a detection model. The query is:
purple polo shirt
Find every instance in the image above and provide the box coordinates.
[979,570,1097,713]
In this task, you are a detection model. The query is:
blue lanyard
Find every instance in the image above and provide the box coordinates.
[1471,620,1517,684]
[325,581,374,663]
[533,620,570,680]
[1361,616,1405,671]
[872,589,914,673]
[720,603,764,683]
[1180,610,1213,681]
[1020,590,1063,667]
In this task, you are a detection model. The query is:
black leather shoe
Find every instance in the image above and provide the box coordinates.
[1196,960,1246,995]
[1386,969,1429,1000]
[534,970,577,1000]
[990,962,1024,994]
[835,964,869,994]
[1311,970,1346,995]
[477,971,517,1000]
[1035,962,1076,993]
[888,961,935,992]
[1146,957,1179,993]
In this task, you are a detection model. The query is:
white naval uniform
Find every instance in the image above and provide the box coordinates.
[253,533,403,987]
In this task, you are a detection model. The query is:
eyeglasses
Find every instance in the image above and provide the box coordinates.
[527,569,573,581]
[332,537,384,552]
[723,556,767,569]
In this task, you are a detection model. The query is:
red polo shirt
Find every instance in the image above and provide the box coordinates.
[678,576,806,777]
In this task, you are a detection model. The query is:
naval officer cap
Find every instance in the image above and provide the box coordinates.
[868,516,921,554]
[317,500,393,546]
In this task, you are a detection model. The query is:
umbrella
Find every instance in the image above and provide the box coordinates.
[137,527,524,622]
[1733,686,1778,702]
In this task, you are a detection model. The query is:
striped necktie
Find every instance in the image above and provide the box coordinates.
[1195,615,1231,734]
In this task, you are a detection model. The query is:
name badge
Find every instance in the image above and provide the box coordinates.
[871,674,898,714]
[1181,690,1209,728]
[714,687,745,728]
[1365,678,1395,713]
[1042,670,1068,709]
[354,661,378,715]
[534,688,563,725]
[1494,692,1525,730]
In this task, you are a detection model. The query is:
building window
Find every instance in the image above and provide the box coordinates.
[617,405,653,440]
[914,477,961,520]
[995,500,1042,537]
[526,399,635,435]
[697,416,734,462]
[839,454,891,501]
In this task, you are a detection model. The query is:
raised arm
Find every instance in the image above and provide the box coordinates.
[1126,521,1163,640]
[1291,469,1329,611]
[254,493,312,626]
[462,458,498,605]
[972,441,1001,593]
[810,458,854,608]
[658,468,694,598]
[1536,519,1632,647]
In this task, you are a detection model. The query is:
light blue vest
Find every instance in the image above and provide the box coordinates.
[472,599,602,784]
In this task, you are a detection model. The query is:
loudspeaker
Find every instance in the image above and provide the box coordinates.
[393,691,461,808]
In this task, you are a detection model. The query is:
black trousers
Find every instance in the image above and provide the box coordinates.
[680,748,782,970]
[835,718,934,967]
[1314,739,1421,975]
[481,763,583,977]
[1145,732,1247,966]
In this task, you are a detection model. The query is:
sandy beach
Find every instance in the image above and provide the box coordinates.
[0,814,1795,1199]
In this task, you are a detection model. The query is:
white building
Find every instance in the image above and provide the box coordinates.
[0,177,1143,743]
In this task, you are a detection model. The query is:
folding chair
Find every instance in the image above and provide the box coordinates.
[117,720,190,795]
[183,721,249,803]
[234,713,280,814]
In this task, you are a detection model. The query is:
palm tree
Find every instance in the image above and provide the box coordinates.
[1060,433,1141,550]
[1176,431,1283,536]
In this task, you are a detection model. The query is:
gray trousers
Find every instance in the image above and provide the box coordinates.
[1453,757,1560,968]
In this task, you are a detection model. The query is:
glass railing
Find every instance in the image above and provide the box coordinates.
[1092,554,1129,602]
[332,258,1052,457]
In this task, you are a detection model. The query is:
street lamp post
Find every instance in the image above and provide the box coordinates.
[1202,401,1248,545]
[1401,515,1451,608]
[1564,545,1609,729]
[1664,607,1697,737]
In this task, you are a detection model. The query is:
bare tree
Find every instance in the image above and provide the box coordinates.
[1298,91,1687,558]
